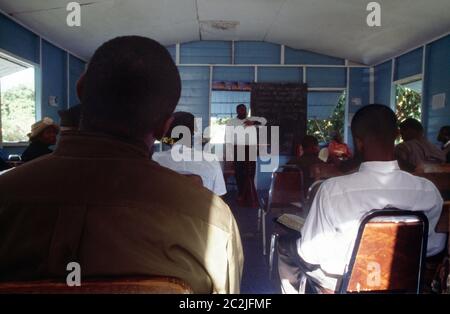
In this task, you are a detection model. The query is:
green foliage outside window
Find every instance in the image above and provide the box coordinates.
[395,84,421,123]
[1,85,35,142]
[307,91,345,144]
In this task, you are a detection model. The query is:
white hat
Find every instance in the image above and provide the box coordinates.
[27,117,59,139]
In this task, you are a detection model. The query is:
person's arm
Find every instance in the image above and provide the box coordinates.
[226,212,244,293]
[213,161,227,196]
[298,184,336,266]
[249,116,267,126]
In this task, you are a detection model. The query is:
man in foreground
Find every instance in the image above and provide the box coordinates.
[0,36,243,293]
[278,104,446,293]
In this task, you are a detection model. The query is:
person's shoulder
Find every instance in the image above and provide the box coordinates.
[318,170,362,195]
[400,170,442,193]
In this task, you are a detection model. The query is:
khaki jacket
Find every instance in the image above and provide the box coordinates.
[0,132,243,293]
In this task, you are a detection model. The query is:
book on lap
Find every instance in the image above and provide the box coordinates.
[276,214,306,232]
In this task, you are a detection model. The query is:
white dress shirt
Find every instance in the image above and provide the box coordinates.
[225,116,267,146]
[297,160,446,291]
[152,144,227,196]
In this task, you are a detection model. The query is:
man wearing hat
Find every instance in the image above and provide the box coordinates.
[21,117,59,162]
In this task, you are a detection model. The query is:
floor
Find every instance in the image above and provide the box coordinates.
[224,190,281,294]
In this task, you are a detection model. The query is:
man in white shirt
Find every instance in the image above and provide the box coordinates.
[225,104,266,207]
[278,104,446,293]
[153,112,227,196]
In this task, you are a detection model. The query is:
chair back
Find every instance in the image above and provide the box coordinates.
[414,172,450,200]
[304,179,325,212]
[421,163,450,173]
[310,163,342,181]
[340,209,428,294]
[0,276,193,294]
[268,167,304,206]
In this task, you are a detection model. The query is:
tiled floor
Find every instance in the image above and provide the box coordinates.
[224,190,281,294]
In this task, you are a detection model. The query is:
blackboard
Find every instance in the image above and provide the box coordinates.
[251,83,307,155]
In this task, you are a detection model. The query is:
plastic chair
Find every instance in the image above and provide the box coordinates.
[339,209,428,293]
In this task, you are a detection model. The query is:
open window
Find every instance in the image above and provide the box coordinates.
[0,53,36,144]
[395,78,422,123]
[209,90,251,144]
[307,90,346,145]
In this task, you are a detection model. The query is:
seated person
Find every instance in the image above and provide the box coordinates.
[21,117,59,162]
[437,125,450,163]
[278,104,446,294]
[327,131,352,162]
[0,36,243,294]
[286,135,324,193]
[395,118,446,172]
[152,112,227,196]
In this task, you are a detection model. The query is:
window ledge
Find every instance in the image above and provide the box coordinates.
[1,142,29,147]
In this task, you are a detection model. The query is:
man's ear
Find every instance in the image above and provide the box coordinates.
[154,115,174,140]
[355,136,364,154]
[76,73,85,101]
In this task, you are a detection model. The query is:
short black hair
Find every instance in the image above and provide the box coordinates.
[399,118,423,132]
[236,104,247,110]
[439,126,450,135]
[80,36,181,138]
[301,135,318,149]
[168,112,195,140]
[351,104,397,145]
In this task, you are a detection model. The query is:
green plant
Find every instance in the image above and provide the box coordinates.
[1,85,35,142]
[395,85,421,123]
[307,91,345,143]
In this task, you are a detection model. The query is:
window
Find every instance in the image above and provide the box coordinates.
[0,54,36,143]
[395,79,422,123]
[307,90,346,144]
[210,90,251,144]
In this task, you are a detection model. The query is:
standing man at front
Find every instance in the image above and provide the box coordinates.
[226,104,266,207]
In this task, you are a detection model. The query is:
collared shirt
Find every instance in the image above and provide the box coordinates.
[395,137,446,170]
[225,116,267,146]
[0,132,243,293]
[297,160,446,291]
[152,144,227,196]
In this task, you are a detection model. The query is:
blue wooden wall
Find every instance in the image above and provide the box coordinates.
[0,12,87,157]
[373,34,450,145]
[423,35,450,144]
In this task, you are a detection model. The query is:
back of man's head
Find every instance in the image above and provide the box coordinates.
[351,104,398,151]
[399,118,423,133]
[58,104,81,131]
[301,135,319,154]
[399,118,423,141]
[80,36,181,139]
[168,112,195,142]
[438,125,450,143]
